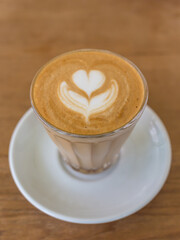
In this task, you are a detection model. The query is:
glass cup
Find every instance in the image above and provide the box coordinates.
[30,50,148,174]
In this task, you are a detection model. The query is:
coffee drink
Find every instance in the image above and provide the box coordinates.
[32,50,144,135]
[31,49,148,173]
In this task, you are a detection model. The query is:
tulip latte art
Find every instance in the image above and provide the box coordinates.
[32,50,144,134]
[59,70,119,122]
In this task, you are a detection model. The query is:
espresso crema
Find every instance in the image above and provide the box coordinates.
[32,50,145,134]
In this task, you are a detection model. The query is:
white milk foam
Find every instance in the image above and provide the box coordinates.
[58,69,119,121]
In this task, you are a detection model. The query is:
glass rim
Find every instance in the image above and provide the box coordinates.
[30,48,149,139]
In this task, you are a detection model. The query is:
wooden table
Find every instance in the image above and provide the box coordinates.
[0,0,180,239]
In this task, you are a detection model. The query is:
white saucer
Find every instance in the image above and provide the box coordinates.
[9,106,171,224]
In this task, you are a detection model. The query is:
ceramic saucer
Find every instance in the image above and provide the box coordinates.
[9,106,171,224]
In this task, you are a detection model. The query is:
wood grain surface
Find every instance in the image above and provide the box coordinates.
[0,0,180,239]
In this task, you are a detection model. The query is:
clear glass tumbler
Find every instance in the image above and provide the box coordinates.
[30,51,148,174]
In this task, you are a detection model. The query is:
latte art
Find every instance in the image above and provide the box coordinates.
[32,50,145,134]
[59,70,118,121]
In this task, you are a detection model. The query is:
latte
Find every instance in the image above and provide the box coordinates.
[32,50,145,135]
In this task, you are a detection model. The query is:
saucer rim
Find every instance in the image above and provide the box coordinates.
[9,106,172,224]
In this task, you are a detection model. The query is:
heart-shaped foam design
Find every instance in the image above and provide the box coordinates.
[58,70,119,122]
[72,70,105,96]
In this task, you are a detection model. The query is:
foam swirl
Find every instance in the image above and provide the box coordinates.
[58,70,118,121]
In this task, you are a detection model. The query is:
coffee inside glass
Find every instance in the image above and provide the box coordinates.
[30,49,148,173]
